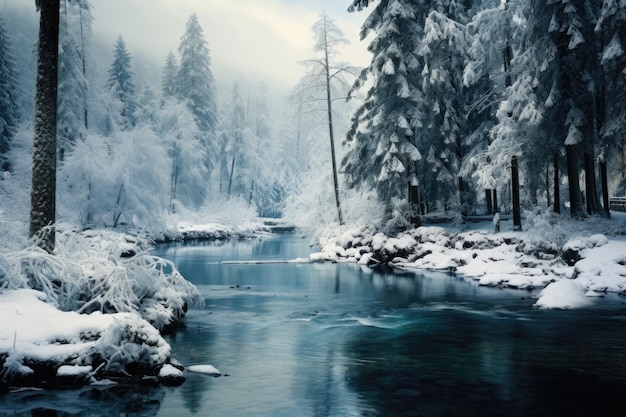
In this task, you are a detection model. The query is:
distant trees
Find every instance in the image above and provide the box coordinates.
[0,16,20,171]
[106,36,137,131]
[177,12,217,197]
[57,0,92,160]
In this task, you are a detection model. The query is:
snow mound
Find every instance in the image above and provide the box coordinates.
[0,289,172,385]
[534,280,592,309]
[187,364,221,376]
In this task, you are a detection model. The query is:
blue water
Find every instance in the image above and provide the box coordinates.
[2,235,626,417]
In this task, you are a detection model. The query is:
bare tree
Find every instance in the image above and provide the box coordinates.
[30,0,61,253]
[293,11,358,225]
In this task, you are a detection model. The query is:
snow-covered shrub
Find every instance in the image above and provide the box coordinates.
[0,229,203,331]
[0,290,173,383]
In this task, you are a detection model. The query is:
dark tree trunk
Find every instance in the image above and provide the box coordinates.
[584,152,600,215]
[408,182,420,227]
[322,14,344,225]
[546,165,551,208]
[511,155,522,231]
[493,189,498,213]
[553,152,561,213]
[566,144,585,217]
[30,0,60,253]
[486,189,493,214]
[600,160,610,218]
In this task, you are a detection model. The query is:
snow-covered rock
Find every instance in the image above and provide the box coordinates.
[187,364,221,377]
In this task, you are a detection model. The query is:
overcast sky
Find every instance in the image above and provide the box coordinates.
[91,0,371,110]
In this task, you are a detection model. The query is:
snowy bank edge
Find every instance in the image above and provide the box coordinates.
[309,225,626,309]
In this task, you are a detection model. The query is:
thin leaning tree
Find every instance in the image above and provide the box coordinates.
[30,0,61,253]
[294,11,358,225]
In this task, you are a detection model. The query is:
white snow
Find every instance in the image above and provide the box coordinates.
[0,289,171,379]
[187,364,221,376]
[57,365,93,377]
[310,212,626,310]
[159,364,183,378]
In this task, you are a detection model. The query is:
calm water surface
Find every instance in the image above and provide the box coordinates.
[2,234,626,417]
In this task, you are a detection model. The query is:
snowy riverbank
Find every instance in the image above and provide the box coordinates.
[3,210,626,389]
[310,210,626,309]
[0,227,203,388]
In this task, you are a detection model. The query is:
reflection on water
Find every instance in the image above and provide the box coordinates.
[2,235,626,417]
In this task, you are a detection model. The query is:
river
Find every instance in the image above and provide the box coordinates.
[2,234,626,416]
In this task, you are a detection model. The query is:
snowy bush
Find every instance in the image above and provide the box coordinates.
[0,229,203,331]
[0,290,173,382]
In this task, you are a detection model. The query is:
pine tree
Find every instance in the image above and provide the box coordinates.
[597,0,626,188]
[0,16,20,171]
[343,0,425,230]
[177,13,217,133]
[57,0,92,160]
[418,7,471,214]
[177,13,217,199]
[161,50,178,98]
[106,35,137,131]
[30,0,61,253]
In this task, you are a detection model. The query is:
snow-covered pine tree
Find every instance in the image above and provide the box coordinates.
[596,0,626,189]
[106,35,137,131]
[547,0,603,216]
[249,82,282,216]
[177,13,217,200]
[343,0,424,230]
[161,50,178,99]
[418,6,472,215]
[30,0,60,253]
[57,0,92,161]
[156,98,206,211]
[0,16,20,171]
[463,1,515,211]
[225,81,246,197]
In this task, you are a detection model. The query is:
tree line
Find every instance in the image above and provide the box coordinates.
[1,1,292,251]
[342,0,626,232]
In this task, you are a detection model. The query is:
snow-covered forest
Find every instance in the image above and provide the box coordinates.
[1,0,626,388]
[2,1,622,237]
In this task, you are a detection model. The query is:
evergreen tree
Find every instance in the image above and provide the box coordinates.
[57,0,92,160]
[463,1,514,203]
[177,13,217,133]
[177,13,217,198]
[106,35,137,131]
[418,7,471,214]
[161,50,178,98]
[597,0,626,188]
[0,16,20,171]
[225,81,246,197]
[343,0,425,230]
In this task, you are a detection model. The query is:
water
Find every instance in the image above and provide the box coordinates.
[2,235,626,417]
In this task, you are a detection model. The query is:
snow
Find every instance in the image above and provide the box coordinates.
[0,289,171,381]
[57,365,93,377]
[310,212,626,310]
[187,364,221,376]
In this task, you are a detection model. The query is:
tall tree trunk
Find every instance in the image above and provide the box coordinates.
[30,0,60,253]
[553,152,560,213]
[566,144,585,217]
[227,155,236,197]
[584,152,600,215]
[511,155,522,231]
[408,181,420,227]
[323,14,344,225]
[600,159,610,218]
